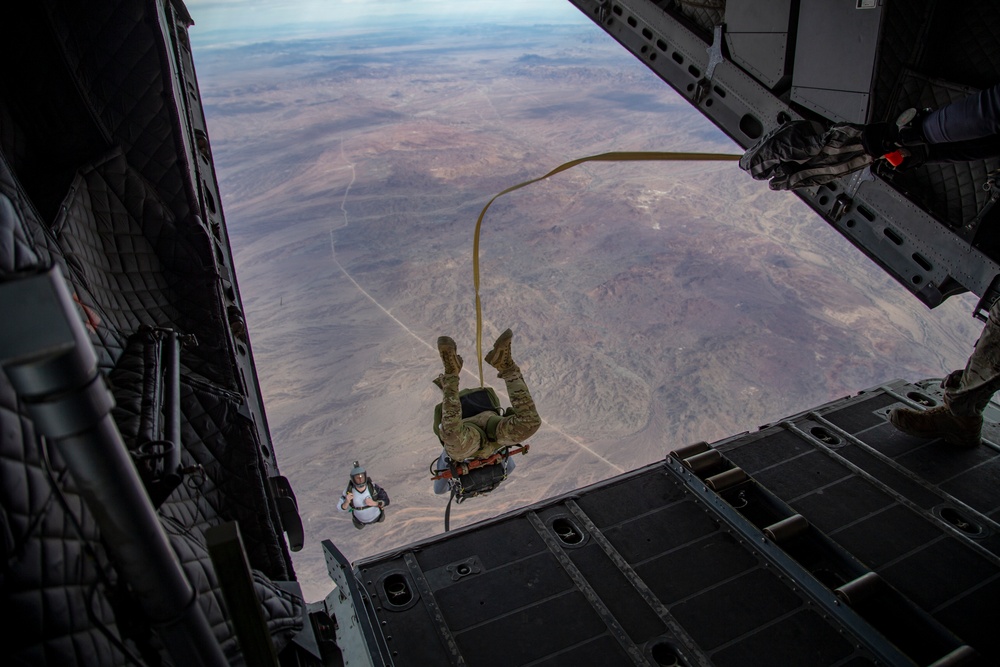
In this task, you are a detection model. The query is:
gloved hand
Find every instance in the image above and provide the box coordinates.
[861,121,899,157]
[880,144,930,172]
[862,108,929,159]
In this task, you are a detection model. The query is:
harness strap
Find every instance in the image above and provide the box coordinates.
[431,444,530,480]
[344,480,380,512]
[444,486,457,532]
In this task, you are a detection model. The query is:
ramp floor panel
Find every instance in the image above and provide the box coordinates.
[354,380,998,665]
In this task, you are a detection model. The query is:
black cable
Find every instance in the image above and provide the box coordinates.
[444,487,457,532]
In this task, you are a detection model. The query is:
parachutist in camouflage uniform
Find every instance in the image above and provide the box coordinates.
[890,301,1000,448]
[435,329,541,461]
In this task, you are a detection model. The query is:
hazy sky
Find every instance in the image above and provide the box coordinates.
[185,0,587,45]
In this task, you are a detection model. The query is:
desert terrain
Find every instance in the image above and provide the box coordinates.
[193,22,983,601]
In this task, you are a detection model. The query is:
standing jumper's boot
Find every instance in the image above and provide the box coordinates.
[485,328,515,374]
[437,336,463,375]
[888,405,982,448]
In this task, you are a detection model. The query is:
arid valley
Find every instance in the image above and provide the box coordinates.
[193,19,983,601]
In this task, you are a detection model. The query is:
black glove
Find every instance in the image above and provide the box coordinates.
[861,121,898,157]
[862,108,930,158]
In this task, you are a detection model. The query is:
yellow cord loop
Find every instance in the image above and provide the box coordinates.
[473,150,742,386]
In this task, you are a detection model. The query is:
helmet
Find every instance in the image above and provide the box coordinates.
[350,461,366,477]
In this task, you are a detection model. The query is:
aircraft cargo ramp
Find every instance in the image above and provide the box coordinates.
[339,379,1000,666]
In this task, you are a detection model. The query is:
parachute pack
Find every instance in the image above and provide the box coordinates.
[431,386,529,530]
[432,386,504,445]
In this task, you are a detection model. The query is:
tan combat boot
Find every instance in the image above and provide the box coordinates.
[888,405,982,448]
[437,336,463,375]
[485,328,515,374]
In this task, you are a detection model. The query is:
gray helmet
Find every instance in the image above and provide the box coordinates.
[350,461,366,477]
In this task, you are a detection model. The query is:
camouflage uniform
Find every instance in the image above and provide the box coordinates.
[944,299,1000,417]
[437,365,541,462]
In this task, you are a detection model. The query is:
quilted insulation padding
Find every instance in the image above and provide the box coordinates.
[159,516,304,662]
[41,0,194,225]
[1,135,300,663]
[52,149,235,387]
[0,391,303,666]
[0,170,141,665]
[109,332,292,579]
[0,385,131,666]
[869,0,934,124]
[671,0,724,36]
[920,0,1000,92]
[0,152,53,274]
[882,75,1000,227]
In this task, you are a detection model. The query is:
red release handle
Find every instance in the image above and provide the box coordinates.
[884,150,905,167]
